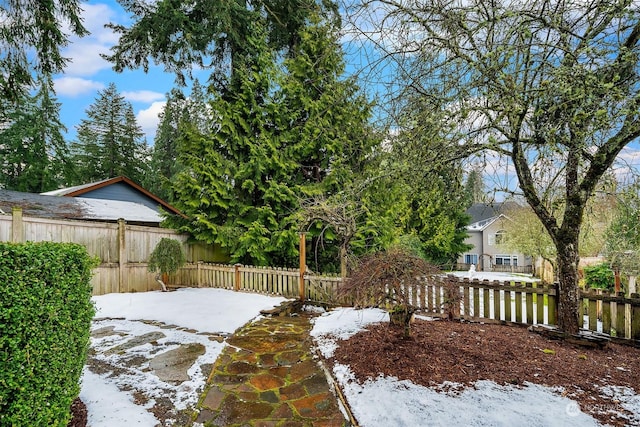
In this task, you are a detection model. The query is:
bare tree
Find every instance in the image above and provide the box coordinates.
[297,194,363,277]
[349,0,640,334]
[340,248,442,338]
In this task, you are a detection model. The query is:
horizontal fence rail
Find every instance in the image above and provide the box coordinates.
[3,207,638,344]
[174,262,343,302]
[579,290,640,341]
[169,264,640,344]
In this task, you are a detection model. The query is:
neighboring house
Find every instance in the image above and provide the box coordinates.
[0,177,183,227]
[457,202,533,274]
[41,176,183,219]
[0,187,172,227]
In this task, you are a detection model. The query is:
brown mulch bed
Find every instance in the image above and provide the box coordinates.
[68,398,87,427]
[330,317,640,426]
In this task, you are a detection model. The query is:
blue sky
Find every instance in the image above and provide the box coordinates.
[50,0,640,195]
[53,0,210,144]
[52,1,386,145]
[52,1,398,145]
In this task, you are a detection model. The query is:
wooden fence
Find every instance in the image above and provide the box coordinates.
[579,290,640,341]
[0,208,220,294]
[4,208,639,343]
[169,263,640,343]
[173,262,343,302]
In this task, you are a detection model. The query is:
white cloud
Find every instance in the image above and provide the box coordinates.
[79,4,121,45]
[612,146,640,184]
[60,3,119,77]
[137,101,166,141]
[54,77,105,97]
[123,90,166,103]
[62,42,113,76]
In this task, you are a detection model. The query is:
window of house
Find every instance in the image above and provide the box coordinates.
[495,230,507,245]
[495,255,518,266]
[464,254,478,265]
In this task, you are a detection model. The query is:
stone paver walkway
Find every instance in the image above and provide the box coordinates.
[193,314,350,427]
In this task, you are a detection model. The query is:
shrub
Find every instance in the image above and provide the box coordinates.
[340,248,443,338]
[148,238,186,291]
[0,242,96,426]
[441,276,463,320]
[583,262,615,292]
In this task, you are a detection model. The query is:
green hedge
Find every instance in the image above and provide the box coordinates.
[0,242,96,426]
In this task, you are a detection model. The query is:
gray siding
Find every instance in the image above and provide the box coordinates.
[80,182,161,212]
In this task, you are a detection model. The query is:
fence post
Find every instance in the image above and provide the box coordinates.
[535,282,544,324]
[299,233,306,301]
[11,207,24,243]
[547,283,558,326]
[616,295,626,338]
[117,218,127,293]
[525,282,534,324]
[631,294,640,341]
[234,264,242,291]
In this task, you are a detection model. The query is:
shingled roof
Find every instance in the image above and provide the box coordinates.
[466,202,521,230]
[0,189,164,225]
[41,176,184,217]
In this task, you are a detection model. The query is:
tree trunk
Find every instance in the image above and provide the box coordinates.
[340,245,347,278]
[555,241,580,335]
[156,274,168,292]
[389,306,413,338]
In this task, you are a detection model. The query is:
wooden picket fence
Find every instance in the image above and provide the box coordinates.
[579,289,640,341]
[173,262,344,303]
[170,264,640,344]
[431,278,557,326]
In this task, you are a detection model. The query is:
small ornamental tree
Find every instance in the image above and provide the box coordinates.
[148,238,186,291]
[340,249,442,338]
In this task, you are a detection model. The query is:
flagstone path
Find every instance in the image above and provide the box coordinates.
[193,314,350,426]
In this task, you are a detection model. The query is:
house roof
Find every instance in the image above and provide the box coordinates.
[466,202,520,231]
[41,176,184,217]
[0,189,163,224]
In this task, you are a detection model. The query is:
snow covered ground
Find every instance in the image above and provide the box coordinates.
[449,270,541,283]
[81,281,639,426]
[310,307,615,427]
[81,288,287,426]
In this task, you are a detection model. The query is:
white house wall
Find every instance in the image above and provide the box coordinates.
[459,216,531,271]
[481,218,528,270]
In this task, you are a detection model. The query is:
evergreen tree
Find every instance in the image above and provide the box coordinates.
[350,88,473,266]
[105,0,338,96]
[463,169,487,206]
[355,149,471,267]
[277,14,375,192]
[69,83,149,184]
[167,16,377,268]
[145,89,184,201]
[1,0,87,102]
[169,24,292,265]
[0,76,69,192]
[276,14,379,268]
[146,81,210,201]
